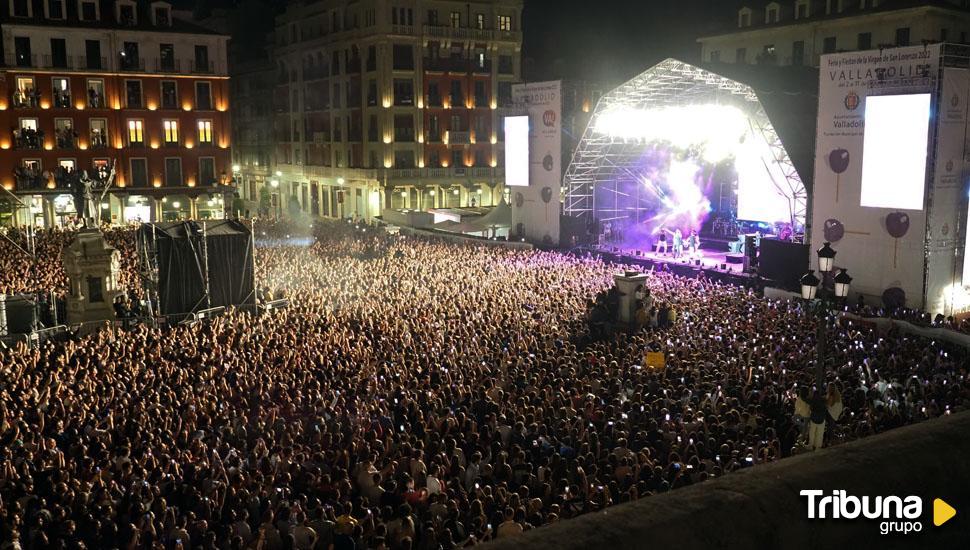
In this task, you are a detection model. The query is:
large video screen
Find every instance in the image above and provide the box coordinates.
[504,116,529,187]
[859,94,931,210]
[736,131,794,224]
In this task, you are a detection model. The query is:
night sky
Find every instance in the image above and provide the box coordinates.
[521,0,737,85]
[197,0,737,86]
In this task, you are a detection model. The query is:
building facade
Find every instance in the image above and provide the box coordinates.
[0,0,231,227]
[228,38,274,218]
[269,0,523,220]
[698,0,970,67]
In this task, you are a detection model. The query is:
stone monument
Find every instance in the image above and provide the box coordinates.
[613,270,649,325]
[62,229,123,332]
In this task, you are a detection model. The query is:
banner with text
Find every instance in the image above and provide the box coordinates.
[811,45,940,309]
[511,81,561,245]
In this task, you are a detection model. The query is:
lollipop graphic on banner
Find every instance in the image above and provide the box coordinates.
[885,212,910,269]
[828,148,850,203]
[823,219,845,242]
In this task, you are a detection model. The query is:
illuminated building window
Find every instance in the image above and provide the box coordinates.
[197,120,212,145]
[127,119,144,145]
[163,120,179,145]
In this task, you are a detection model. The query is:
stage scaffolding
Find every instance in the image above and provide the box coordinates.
[563,58,807,229]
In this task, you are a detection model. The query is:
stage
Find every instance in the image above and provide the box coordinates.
[584,243,764,289]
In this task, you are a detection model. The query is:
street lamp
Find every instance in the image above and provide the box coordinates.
[800,242,851,389]
[270,179,280,220]
[833,268,853,299]
[232,164,241,173]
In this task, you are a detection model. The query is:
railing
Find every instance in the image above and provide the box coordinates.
[154,57,180,73]
[11,91,40,109]
[10,53,37,68]
[446,131,470,144]
[84,56,107,70]
[383,167,504,180]
[423,24,494,42]
[391,25,415,35]
[11,130,43,149]
[190,60,215,74]
[426,94,443,107]
[89,134,109,149]
[14,174,46,190]
[119,55,145,71]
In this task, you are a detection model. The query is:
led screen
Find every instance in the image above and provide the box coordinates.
[859,94,931,210]
[504,116,530,187]
[736,132,794,224]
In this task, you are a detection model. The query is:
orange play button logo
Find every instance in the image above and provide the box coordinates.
[933,498,956,527]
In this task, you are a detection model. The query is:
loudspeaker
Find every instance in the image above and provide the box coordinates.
[0,294,37,335]
[694,259,701,266]
[720,263,727,270]
[635,250,642,257]
[744,235,758,260]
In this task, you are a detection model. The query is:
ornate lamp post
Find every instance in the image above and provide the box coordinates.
[800,242,852,388]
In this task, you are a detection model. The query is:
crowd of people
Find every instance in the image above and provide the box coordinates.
[0,221,967,550]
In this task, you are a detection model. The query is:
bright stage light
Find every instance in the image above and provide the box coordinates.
[640,159,712,231]
[594,104,748,161]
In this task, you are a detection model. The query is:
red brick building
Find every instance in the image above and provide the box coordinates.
[0,0,230,227]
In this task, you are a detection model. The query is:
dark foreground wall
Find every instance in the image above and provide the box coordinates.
[485,412,970,550]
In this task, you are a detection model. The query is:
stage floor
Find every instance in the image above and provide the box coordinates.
[595,245,747,274]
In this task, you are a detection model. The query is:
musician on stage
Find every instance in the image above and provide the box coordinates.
[656,226,668,256]
[672,228,684,259]
[688,229,700,258]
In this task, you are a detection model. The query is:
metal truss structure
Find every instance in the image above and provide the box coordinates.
[563,59,807,229]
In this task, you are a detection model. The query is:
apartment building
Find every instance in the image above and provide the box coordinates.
[270,0,523,220]
[0,0,231,227]
[698,0,970,67]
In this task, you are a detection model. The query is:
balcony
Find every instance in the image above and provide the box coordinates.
[191,60,215,74]
[383,166,505,180]
[55,129,78,149]
[14,171,46,190]
[423,24,494,42]
[154,57,181,73]
[394,128,415,142]
[445,131,470,144]
[89,133,109,149]
[11,90,40,109]
[119,55,145,71]
[10,53,37,68]
[391,25,415,36]
[12,129,42,149]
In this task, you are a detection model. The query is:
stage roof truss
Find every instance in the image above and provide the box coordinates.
[563,58,807,228]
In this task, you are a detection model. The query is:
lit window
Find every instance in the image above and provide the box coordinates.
[197,120,212,144]
[498,15,511,31]
[163,120,179,144]
[127,120,143,144]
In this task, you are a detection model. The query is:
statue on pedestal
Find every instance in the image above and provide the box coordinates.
[73,160,117,228]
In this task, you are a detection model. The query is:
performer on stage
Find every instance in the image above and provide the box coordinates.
[656,226,668,256]
[688,229,700,258]
[672,228,684,259]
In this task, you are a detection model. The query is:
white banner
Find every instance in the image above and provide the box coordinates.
[511,81,561,245]
[926,68,970,315]
[811,45,940,309]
